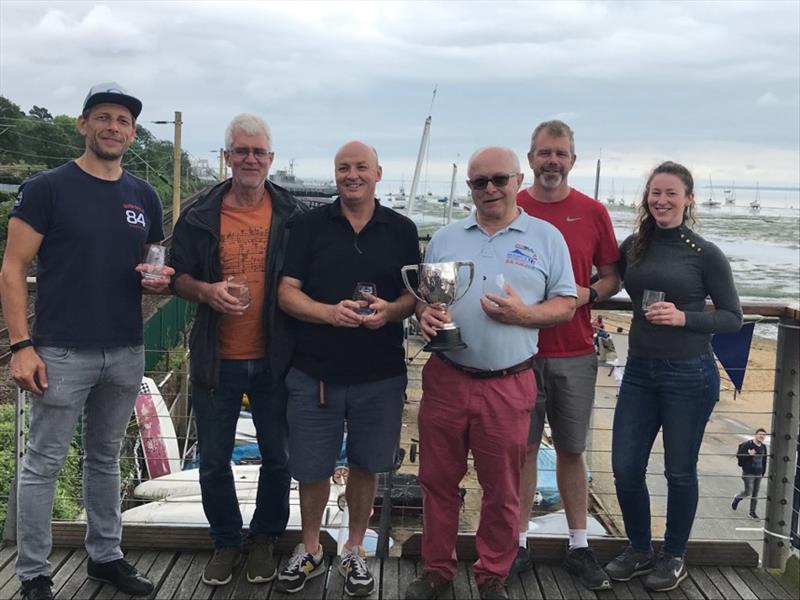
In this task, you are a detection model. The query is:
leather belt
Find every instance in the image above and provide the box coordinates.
[436,353,534,379]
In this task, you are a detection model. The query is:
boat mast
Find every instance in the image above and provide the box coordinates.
[593,150,601,201]
[406,86,437,216]
[446,159,458,224]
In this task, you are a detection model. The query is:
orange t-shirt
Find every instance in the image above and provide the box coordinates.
[218,192,272,359]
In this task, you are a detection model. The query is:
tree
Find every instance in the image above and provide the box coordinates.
[0,96,25,164]
[28,105,53,120]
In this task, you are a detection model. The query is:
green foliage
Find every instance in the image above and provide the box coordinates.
[0,196,13,259]
[0,404,83,533]
[0,93,209,254]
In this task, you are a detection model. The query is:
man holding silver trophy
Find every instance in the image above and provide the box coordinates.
[403,147,577,600]
[277,141,420,596]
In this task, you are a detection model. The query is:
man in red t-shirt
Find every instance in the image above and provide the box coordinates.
[512,120,620,590]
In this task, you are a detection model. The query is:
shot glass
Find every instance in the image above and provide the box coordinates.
[141,244,166,280]
[353,282,377,315]
[227,274,251,310]
[642,289,665,313]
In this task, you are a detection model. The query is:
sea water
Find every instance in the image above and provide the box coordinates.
[396,185,799,339]
[605,187,799,340]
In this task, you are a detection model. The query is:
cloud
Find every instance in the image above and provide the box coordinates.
[757,92,780,107]
[0,0,798,188]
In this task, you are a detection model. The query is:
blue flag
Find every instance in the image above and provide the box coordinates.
[711,322,755,392]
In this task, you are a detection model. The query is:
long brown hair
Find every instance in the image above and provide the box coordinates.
[632,161,697,260]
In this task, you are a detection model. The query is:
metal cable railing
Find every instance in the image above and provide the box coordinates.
[1,301,797,571]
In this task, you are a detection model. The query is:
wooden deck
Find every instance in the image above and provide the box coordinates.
[0,544,796,600]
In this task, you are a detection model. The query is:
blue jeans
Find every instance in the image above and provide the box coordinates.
[191,359,290,547]
[16,346,144,582]
[612,353,719,557]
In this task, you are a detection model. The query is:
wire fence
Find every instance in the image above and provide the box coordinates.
[1,305,798,565]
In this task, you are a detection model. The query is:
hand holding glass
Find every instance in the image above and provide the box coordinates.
[353,282,377,316]
[227,275,251,310]
[141,244,166,280]
[642,289,665,313]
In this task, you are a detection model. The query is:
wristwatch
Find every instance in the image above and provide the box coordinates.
[10,339,34,353]
[588,287,598,305]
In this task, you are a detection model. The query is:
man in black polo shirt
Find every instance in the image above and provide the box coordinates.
[277,140,420,596]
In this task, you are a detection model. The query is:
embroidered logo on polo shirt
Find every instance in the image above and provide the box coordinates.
[505,244,538,269]
[123,203,147,230]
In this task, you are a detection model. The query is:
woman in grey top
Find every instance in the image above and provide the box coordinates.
[604,162,742,592]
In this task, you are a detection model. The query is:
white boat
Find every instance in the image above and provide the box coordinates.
[127,378,347,534]
[750,182,761,211]
[724,187,736,205]
[702,177,721,207]
[605,177,616,205]
[123,470,346,530]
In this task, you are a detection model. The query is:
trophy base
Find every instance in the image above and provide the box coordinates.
[423,327,468,352]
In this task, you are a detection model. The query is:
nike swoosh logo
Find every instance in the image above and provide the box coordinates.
[566,216,582,222]
[673,568,683,578]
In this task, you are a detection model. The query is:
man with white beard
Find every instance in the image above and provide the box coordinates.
[511,120,620,591]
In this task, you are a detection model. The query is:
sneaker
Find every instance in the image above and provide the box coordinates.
[276,543,325,594]
[338,545,374,597]
[21,576,54,600]
[750,511,760,519]
[405,570,453,600]
[202,547,242,586]
[643,553,687,592]
[506,546,533,583]
[87,558,154,596]
[477,577,508,600]
[564,546,612,590]
[605,545,655,581]
[246,535,277,583]
[731,496,741,510]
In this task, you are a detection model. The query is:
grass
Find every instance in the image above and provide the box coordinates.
[0,403,107,534]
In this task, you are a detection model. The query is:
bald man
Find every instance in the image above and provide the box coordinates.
[277,141,421,596]
[406,147,576,600]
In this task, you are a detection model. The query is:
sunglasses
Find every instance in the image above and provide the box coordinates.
[468,173,518,190]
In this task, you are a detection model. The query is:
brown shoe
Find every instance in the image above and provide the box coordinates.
[405,570,453,599]
[478,577,508,600]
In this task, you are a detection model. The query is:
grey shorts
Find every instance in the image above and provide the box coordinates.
[285,367,407,482]
[528,352,597,453]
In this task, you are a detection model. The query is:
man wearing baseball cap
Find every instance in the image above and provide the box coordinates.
[0,81,172,600]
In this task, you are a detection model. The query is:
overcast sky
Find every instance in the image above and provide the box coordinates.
[1,0,798,196]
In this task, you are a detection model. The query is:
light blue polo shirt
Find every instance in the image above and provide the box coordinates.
[424,209,576,370]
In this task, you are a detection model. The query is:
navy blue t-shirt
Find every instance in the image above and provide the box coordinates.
[11,161,164,347]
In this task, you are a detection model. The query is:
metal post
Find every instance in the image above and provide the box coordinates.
[593,156,601,201]
[2,387,25,542]
[446,162,458,225]
[218,147,225,181]
[763,316,800,569]
[376,470,394,559]
[171,111,183,229]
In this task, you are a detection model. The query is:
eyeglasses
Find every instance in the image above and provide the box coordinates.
[467,173,518,190]
[230,147,273,160]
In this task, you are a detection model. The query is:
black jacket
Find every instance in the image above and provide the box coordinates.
[736,439,767,476]
[169,179,308,389]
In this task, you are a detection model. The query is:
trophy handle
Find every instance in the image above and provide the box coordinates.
[401,265,427,304]
[453,261,475,304]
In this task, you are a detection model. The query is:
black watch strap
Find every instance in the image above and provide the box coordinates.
[588,287,598,304]
[10,339,33,353]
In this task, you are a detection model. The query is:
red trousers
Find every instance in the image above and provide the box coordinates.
[418,354,536,584]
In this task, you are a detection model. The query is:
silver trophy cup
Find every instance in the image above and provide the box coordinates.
[401,261,475,351]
